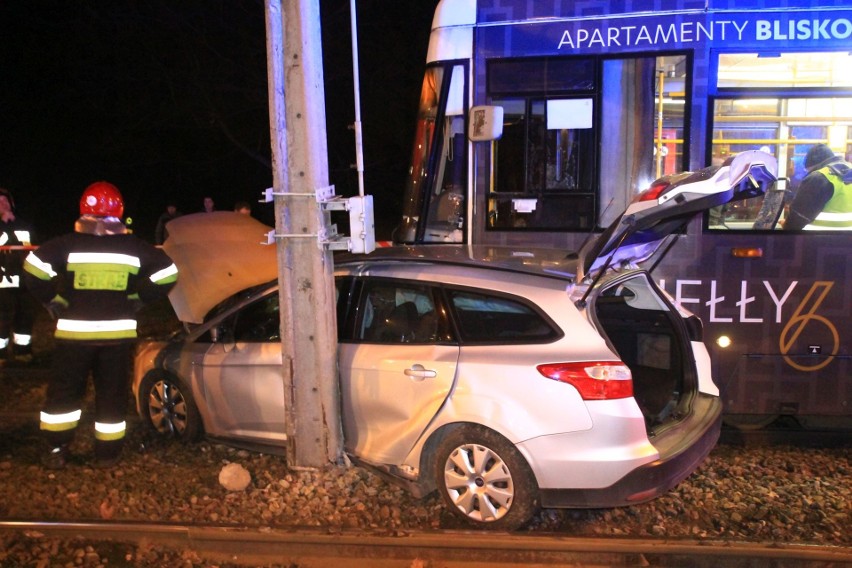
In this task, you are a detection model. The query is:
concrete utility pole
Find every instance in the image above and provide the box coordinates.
[264,0,343,468]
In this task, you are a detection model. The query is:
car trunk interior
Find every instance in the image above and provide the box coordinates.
[593,275,691,433]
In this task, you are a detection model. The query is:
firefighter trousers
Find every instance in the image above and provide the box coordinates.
[41,341,132,460]
[0,287,34,357]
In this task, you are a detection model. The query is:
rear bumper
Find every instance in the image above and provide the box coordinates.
[539,395,722,508]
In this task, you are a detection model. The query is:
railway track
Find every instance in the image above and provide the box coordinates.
[2,521,851,567]
[2,368,849,566]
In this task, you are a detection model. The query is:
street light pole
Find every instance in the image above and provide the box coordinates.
[264,0,343,468]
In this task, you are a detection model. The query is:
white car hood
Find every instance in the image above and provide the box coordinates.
[163,212,278,323]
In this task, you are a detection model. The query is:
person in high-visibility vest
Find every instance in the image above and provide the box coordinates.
[784,144,852,231]
[0,187,35,363]
[23,181,179,469]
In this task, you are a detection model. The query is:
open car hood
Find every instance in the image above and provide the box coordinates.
[578,150,778,281]
[163,212,277,323]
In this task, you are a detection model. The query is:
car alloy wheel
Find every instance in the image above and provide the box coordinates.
[139,373,202,441]
[435,426,538,530]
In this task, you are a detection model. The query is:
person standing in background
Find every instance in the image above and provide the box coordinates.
[154,201,181,245]
[784,144,852,231]
[201,196,215,213]
[0,187,35,363]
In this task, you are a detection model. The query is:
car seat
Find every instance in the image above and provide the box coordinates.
[381,301,420,342]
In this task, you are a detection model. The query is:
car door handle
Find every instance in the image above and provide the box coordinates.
[404,364,437,381]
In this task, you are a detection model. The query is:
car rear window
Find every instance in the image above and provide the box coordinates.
[448,290,559,343]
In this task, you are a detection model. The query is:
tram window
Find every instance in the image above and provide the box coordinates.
[492,97,595,195]
[488,57,595,94]
[487,54,687,231]
[399,66,443,238]
[398,64,470,244]
[488,57,599,231]
[490,95,597,230]
[422,66,468,243]
[599,56,686,227]
[709,51,852,231]
[718,52,852,89]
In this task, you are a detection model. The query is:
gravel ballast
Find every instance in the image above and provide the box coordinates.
[0,369,849,566]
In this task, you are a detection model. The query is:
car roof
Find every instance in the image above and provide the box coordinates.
[335,245,580,282]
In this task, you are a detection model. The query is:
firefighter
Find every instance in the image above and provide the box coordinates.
[784,144,852,231]
[0,187,36,363]
[23,181,178,469]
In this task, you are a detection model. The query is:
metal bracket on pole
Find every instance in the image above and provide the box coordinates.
[263,225,350,251]
[261,184,375,253]
[263,227,349,251]
[260,184,337,203]
[262,185,352,251]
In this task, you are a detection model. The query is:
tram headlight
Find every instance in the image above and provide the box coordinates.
[716,335,732,349]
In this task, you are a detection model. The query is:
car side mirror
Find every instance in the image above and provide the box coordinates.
[209,324,235,345]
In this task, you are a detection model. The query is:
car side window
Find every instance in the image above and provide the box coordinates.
[358,281,438,344]
[232,293,280,342]
[448,289,559,343]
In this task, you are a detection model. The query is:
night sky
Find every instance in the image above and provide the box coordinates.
[0,1,437,242]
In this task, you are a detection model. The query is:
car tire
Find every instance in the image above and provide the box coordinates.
[138,372,202,442]
[434,425,539,530]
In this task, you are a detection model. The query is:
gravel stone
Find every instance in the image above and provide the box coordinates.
[218,462,252,491]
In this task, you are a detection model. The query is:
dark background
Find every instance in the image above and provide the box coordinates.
[0,1,438,242]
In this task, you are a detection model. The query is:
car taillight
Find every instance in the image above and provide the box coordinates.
[637,180,670,202]
[536,362,633,400]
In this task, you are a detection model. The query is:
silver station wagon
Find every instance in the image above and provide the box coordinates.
[133,151,777,529]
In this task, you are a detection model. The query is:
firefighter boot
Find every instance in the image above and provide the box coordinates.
[94,439,123,469]
[14,344,33,364]
[43,444,70,470]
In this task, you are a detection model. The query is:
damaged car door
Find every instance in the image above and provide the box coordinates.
[338,278,459,465]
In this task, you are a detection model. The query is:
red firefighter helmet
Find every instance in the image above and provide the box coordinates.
[80,181,124,218]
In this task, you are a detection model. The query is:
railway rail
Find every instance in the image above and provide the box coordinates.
[1,521,851,567]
